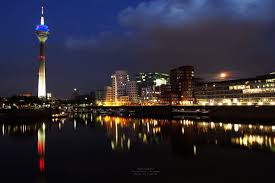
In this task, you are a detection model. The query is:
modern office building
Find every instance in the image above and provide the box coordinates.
[103,70,139,105]
[160,84,178,105]
[126,81,138,102]
[95,89,104,101]
[111,70,129,102]
[141,86,154,101]
[104,86,113,105]
[195,72,275,105]
[170,66,195,103]
[136,72,169,102]
[36,4,50,99]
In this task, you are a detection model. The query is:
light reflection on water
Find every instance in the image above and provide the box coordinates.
[1,122,46,174]
[1,115,275,180]
[2,115,275,154]
[90,115,275,153]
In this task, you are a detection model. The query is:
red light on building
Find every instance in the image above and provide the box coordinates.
[39,56,46,60]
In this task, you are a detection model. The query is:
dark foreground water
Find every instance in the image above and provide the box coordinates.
[0,114,275,182]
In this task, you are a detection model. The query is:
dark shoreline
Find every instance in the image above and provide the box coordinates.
[0,109,52,122]
[1,105,275,124]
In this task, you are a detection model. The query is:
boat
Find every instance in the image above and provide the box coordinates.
[172,108,209,116]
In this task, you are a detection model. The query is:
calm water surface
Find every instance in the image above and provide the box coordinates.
[0,114,275,182]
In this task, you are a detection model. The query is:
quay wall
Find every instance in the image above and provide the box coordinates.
[88,106,275,121]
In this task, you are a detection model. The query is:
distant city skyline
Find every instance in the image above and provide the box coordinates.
[0,0,275,98]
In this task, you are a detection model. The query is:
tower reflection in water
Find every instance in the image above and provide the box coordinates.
[37,123,46,173]
[0,121,48,176]
[1,115,275,175]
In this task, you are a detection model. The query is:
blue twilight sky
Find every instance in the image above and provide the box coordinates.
[0,0,275,98]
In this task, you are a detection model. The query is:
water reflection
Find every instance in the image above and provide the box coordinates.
[37,123,46,173]
[87,115,275,154]
[1,122,42,136]
[0,121,48,182]
[1,115,275,178]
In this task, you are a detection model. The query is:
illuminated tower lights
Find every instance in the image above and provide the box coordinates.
[36,2,50,98]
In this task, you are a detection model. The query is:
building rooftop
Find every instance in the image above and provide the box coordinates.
[204,72,275,85]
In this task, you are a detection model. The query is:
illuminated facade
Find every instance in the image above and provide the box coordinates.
[103,70,138,105]
[126,81,138,102]
[36,5,50,98]
[111,70,129,102]
[195,72,275,105]
[103,86,113,105]
[136,72,169,103]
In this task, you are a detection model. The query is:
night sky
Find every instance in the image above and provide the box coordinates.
[0,0,275,98]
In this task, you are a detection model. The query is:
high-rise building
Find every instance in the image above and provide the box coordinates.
[170,66,195,103]
[111,70,129,102]
[36,4,50,99]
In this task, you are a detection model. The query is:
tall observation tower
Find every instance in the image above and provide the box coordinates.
[36,2,50,98]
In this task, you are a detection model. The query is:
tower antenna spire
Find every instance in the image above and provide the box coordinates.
[41,0,45,25]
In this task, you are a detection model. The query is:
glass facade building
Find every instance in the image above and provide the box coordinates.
[136,72,169,102]
[195,73,275,105]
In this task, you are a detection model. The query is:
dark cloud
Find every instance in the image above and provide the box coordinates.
[118,0,275,29]
[66,0,275,81]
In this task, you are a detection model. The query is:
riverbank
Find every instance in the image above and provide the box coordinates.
[84,105,275,121]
